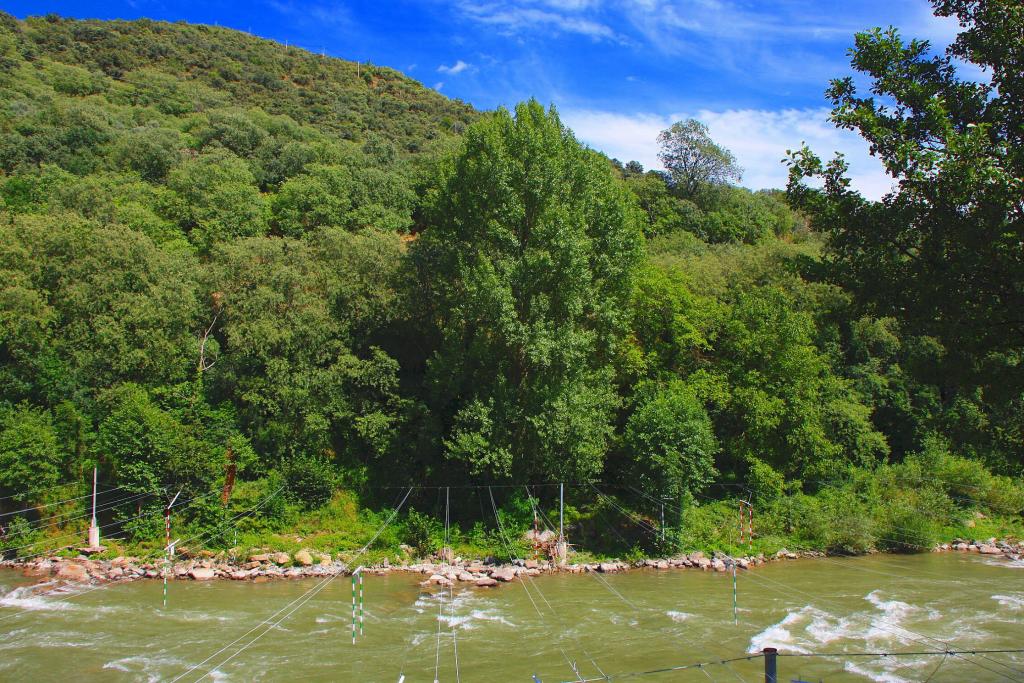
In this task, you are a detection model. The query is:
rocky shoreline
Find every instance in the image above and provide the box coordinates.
[2,537,1020,589]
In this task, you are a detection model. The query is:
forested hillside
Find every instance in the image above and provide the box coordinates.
[0,6,1020,563]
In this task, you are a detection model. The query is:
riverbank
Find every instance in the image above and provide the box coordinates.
[4,537,1021,588]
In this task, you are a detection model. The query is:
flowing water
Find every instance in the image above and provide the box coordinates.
[1,552,1022,682]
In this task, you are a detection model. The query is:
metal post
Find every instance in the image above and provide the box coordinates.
[762,647,777,683]
[352,573,357,645]
[164,509,170,608]
[359,571,364,636]
[731,561,738,625]
[88,467,100,548]
[561,483,569,548]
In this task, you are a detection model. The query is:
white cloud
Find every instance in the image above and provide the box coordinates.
[438,60,471,75]
[434,81,445,91]
[457,2,618,41]
[561,107,894,200]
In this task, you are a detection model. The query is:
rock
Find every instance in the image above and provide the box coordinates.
[425,574,452,587]
[954,542,969,551]
[656,561,669,569]
[490,567,516,582]
[696,558,711,570]
[474,577,499,587]
[250,553,270,563]
[457,571,475,582]
[598,563,619,573]
[108,567,125,579]
[271,552,290,565]
[57,563,89,582]
[189,567,216,580]
[294,550,314,567]
[711,559,727,572]
[230,571,249,580]
[524,559,539,569]
[979,544,1003,555]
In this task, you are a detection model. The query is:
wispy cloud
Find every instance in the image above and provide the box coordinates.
[457,2,618,41]
[438,60,472,75]
[562,107,893,200]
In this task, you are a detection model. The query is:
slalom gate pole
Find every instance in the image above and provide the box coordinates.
[352,572,357,645]
[359,570,364,637]
[732,561,738,625]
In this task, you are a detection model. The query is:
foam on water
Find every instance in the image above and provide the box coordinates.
[992,593,1024,610]
[864,590,917,645]
[748,605,820,654]
[666,610,693,622]
[0,583,76,613]
[844,660,914,683]
[749,591,928,656]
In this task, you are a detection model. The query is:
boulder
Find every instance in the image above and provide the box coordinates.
[696,558,712,570]
[474,577,499,588]
[656,561,669,570]
[230,571,249,580]
[294,550,314,567]
[524,559,539,569]
[57,563,89,582]
[598,563,619,573]
[189,567,216,580]
[711,559,727,572]
[979,544,1003,555]
[271,552,291,565]
[108,567,125,579]
[250,553,270,563]
[425,574,452,587]
[490,567,516,582]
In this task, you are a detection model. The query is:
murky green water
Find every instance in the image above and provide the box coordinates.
[1,552,1022,682]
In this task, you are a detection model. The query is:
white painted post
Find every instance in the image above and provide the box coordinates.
[87,467,100,549]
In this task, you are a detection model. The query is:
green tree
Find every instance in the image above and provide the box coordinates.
[414,100,644,481]
[657,119,742,200]
[166,149,268,250]
[0,403,62,504]
[623,380,719,510]
[787,0,1024,459]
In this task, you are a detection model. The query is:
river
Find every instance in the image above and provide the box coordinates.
[1,552,1022,682]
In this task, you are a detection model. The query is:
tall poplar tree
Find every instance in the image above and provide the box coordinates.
[414,100,644,481]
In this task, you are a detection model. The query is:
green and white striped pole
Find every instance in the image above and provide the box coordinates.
[352,572,357,645]
[731,561,738,625]
[359,570,364,636]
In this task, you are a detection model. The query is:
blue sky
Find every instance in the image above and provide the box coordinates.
[5,0,967,198]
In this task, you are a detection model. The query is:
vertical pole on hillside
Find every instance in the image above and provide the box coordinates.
[88,467,100,549]
[660,500,666,543]
[352,571,357,645]
[748,504,754,551]
[762,647,777,683]
[559,483,564,543]
[359,570,364,637]
[557,483,567,565]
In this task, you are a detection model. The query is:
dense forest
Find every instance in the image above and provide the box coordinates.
[0,2,1021,563]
